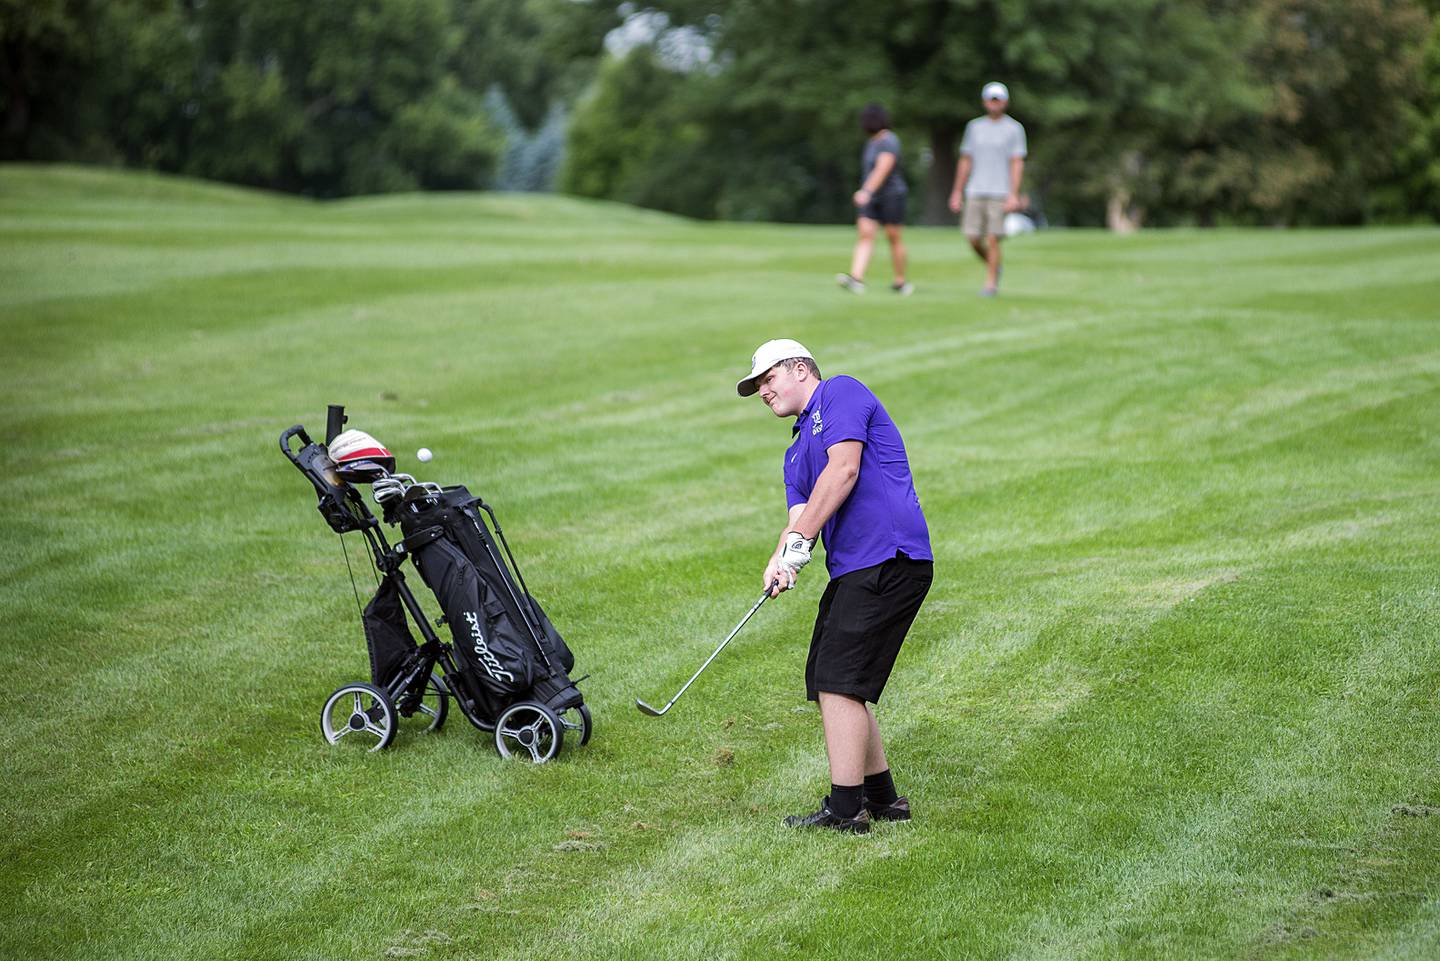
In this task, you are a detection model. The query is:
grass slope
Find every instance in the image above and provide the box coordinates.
[3,164,1439,961]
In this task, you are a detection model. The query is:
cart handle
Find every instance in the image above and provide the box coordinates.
[279,425,313,464]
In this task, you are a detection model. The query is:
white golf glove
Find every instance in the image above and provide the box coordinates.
[779,531,815,572]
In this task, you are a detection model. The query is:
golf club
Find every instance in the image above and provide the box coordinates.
[636,583,778,717]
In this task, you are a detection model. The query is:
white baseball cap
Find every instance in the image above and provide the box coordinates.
[736,338,815,397]
[982,81,1010,102]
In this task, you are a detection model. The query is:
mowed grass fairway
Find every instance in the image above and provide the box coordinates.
[4,165,1440,961]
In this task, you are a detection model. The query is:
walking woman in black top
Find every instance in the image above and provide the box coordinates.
[836,102,913,296]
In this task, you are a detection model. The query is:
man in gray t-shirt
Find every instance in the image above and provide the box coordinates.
[948,82,1027,297]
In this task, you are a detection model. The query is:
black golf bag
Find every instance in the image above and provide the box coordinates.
[396,487,583,718]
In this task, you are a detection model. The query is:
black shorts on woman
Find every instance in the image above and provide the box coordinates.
[858,188,907,226]
[806,551,932,703]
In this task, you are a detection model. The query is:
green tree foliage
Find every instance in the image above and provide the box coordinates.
[0,0,109,159]
[1167,0,1429,224]
[1388,2,1440,220]
[561,47,845,221]
[1,0,617,196]
[6,0,1433,220]
[562,25,888,221]
[455,0,621,129]
[563,1,1255,224]
[566,0,1432,226]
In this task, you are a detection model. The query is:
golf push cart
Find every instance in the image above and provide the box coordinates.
[279,405,591,762]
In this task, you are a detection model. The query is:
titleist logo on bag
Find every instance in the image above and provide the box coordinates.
[464,611,514,682]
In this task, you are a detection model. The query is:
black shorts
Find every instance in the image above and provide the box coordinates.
[858,190,906,226]
[806,554,933,703]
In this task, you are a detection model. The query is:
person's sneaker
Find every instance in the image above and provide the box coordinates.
[864,795,912,823]
[783,796,872,834]
[835,273,867,295]
[979,285,998,297]
[892,281,915,296]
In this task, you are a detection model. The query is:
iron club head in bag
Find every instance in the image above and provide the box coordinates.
[635,584,776,717]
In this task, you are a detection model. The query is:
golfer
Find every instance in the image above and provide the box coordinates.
[948,81,1027,296]
[737,338,933,833]
[836,103,914,296]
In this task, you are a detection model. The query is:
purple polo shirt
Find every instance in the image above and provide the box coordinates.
[783,375,932,578]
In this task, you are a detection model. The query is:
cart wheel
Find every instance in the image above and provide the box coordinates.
[320,683,397,752]
[494,701,564,763]
[560,703,593,747]
[406,674,448,733]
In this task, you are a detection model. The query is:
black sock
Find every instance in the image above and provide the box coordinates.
[864,769,898,807]
[828,783,863,819]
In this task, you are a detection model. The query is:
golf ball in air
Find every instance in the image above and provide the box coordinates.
[416,447,433,462]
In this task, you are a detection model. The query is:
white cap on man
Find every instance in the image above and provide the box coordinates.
[737,338,815,396]
[982,81,1010,102]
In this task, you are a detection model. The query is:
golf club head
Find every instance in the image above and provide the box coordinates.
[635,698,669,717]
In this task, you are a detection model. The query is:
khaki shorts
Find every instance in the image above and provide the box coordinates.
[962,196,1007,238]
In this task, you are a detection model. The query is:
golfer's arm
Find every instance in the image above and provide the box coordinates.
[1010,156,1024,195]
[773,504,808,558]
[862,153,896,195]
[953,155,972,195]
[790,441,862,541]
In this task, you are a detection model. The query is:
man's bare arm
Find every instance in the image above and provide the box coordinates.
[764,503,809,594]
[763,442,862,596]
[1006,156,1025,211]
[949,156,972,212]
[790,441,862,541]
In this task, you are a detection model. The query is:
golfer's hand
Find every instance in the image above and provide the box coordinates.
[1004,193,1022,213]
[853,189,871,208]
[764,557,795,597]
[948,192,963,214]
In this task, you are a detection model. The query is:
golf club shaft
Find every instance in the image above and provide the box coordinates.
[651,587,772,713]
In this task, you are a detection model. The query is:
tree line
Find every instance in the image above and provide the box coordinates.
[4,1,1437,226]
[1,0,614,196]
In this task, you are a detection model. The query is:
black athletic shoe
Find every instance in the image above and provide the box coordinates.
[864,795,912,823]
[783,796,872,834]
